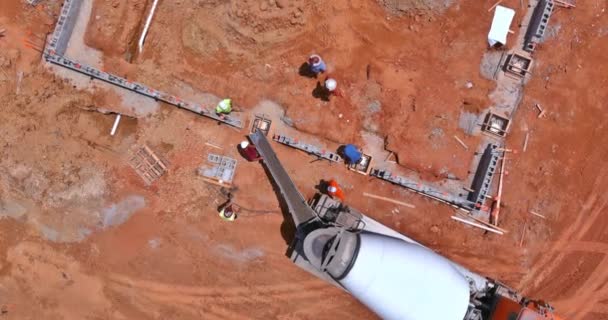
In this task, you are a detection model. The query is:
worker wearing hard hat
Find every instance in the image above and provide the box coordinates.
[308,54,327,76]
[215,98,232,119]
[239,140,262,162]
[327,179,345,202]
[219,202,239,221]
[324,77,343,98]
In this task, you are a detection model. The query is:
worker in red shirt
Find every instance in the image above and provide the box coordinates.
[324,78,343,98]
[239,141,262,161]
[327,179,345,202]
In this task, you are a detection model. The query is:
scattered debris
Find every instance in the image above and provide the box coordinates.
[129,145,168,185]
[362,192,415,209]
[453,135,469,150]
[110,114,121,136]
[198,154,237,187]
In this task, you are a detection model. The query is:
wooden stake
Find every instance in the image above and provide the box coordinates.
[523,132,530,152]
[529,210,546,219]
[492,154,507,225]
[453,135,469,150]
[519,221,527,247]
[451,216,504,235]
[535,103,547,118]
[456,211,509,233]
[205,142,223,150]
[363,192,415,209]
[488,0,503,11]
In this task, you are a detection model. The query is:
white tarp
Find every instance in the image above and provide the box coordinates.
[488,5,516,46]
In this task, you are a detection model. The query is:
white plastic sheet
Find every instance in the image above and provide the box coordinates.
[488,5,516,46]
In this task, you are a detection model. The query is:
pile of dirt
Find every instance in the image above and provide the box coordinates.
[377,0,454,15]
[182,0,313,61]
[86,0,149,57]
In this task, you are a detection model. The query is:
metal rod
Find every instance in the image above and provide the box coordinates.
[110,114,122,136]
[138,0,160,54]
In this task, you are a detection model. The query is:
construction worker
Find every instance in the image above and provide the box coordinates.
[215,98,232,119]
[324,78,343,98]
[219,202,239,221]
[327,179,345,202]
[239,141,262,161]
[308,54,327,76]
[343,144,362,165]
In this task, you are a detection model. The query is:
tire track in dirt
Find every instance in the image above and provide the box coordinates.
[519,168,608,319]
[561,241,608,253]
[106,273,342,318]
[520,167,608,286]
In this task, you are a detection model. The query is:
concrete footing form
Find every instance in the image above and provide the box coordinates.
[43,0,558,223]
[44,0,243,128]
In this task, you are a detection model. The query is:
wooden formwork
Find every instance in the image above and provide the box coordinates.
[129,145,168,185]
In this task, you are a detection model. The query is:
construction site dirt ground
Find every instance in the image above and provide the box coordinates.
[1,0,607,319]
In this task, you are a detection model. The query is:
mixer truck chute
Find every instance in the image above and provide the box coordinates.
[249,130,563,320]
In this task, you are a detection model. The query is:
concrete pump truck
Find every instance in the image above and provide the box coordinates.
[249,130,563,320]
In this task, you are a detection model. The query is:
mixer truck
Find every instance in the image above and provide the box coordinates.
[249,131,563,320]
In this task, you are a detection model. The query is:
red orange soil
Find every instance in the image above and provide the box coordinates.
[1,0,608,319]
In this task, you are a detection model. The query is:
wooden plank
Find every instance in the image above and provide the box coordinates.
[554,0,575,8]
[456,211,509,233]
[205,142,223,150]
[451,216,504,235]
[453,135,469,150]
[202,177,232,188]
[363,192,415,209]
[523,132,530,152]
[490,154,507,226]
[488,0,503,11]
[519,221,527,247]
[530,210,546,219]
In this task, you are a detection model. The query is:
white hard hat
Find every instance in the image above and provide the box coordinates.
[240,141,249,149]
[325,78,337,91]
[328,186,337,193]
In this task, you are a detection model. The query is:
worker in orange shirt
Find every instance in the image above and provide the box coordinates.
[327,179,345,202]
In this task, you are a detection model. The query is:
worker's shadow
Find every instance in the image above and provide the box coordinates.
[315,179,330,194]
[298,62,317,78]
[336,145,346,158]
[312,82,330,101]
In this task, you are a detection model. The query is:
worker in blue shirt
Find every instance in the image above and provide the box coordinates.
[343,144,362,164]
[308,54,327,76]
